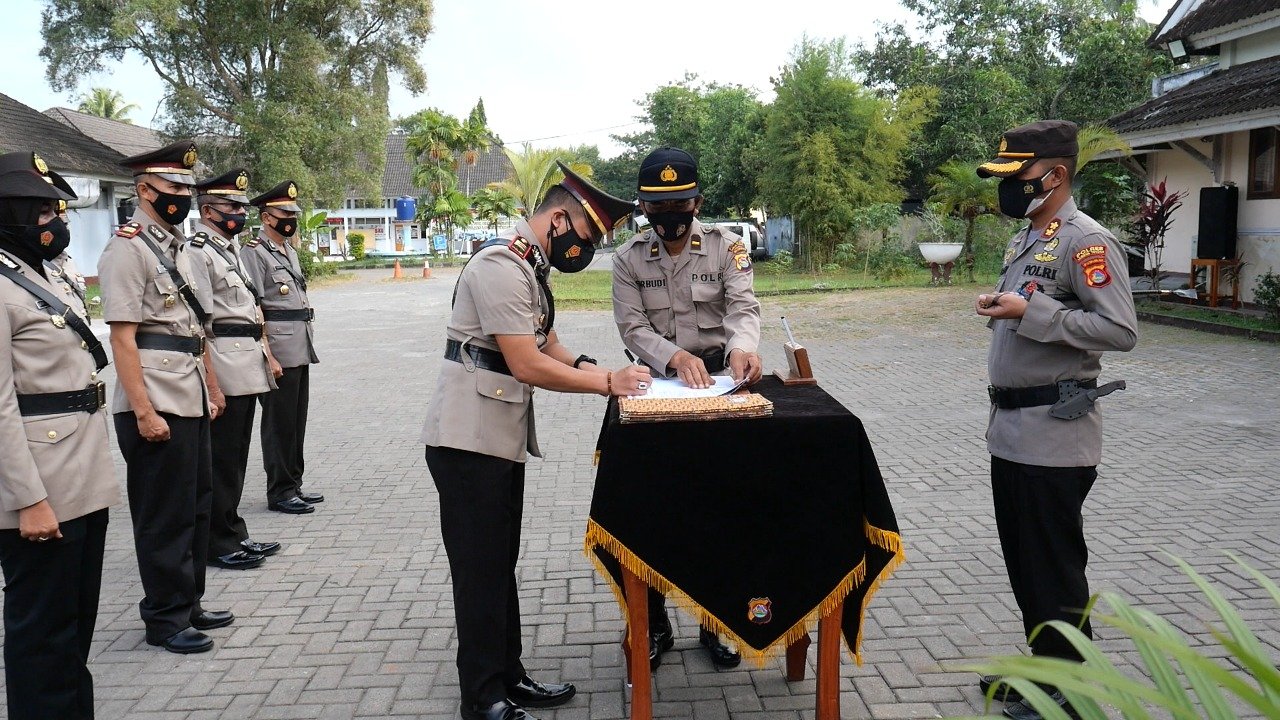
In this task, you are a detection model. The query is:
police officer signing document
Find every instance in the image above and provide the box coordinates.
[974,120,1137,720]
[422,163,649,720]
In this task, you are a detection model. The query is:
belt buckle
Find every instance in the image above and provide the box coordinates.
[197,336,207,355]
[987,385,997,404]
[95,381,106,409]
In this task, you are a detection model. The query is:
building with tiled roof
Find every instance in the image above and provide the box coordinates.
[44,106,165,157]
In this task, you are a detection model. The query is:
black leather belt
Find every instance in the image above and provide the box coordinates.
[264,308,314,322]
[211,323,263,338]
[699,348,726,374]
[17,382,106,417]
[136,332,204,356]
[989,379,1097,409]
[444,339,511,376]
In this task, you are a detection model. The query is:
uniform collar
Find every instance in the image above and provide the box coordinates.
[257,230,291,254]
[192,220,233,248]
[131,208,182,249]
[645,219,708,261]
[510,218,548,272]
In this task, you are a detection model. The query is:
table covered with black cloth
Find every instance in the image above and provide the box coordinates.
[585,376,905,664]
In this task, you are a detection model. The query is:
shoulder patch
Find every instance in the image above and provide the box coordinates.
[727,239,747,256]
[1073,244,1111,288]
[115,222,141,238]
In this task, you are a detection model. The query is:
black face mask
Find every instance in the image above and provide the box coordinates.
[997,169,1056,219]
[144,183,192,226]
[648,209,694,241]
[208,207,248,238]
[548,215,595,273]
[0,217,71,262]
[270,215,298,238]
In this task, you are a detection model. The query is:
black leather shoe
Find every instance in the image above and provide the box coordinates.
[298,491,324,504]
[191,609,235,630]
[268,496,314,514]
[241,539,281,556]
[649,611,675,670]
[507,675,575,708]
[1003,691,1075,720]
[980,674,1023,702]
[146,627,213,654]
[209,550,265,570]
[698,628,741,668]
[459,699,538,720]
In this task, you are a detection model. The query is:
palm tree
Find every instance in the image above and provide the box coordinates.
[420,188,473,258]
[492,144,594,216]
[406,109,464,195]
[77,88,139,123]
[929,160,999,283]
[471,186,519,235]
[458,101,494,195]
[1076,124,1132,171]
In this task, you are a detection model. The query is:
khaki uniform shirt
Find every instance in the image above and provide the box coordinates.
[0,249,119,529]
[46,252,88,308]
[612,220,761,373]
[98,209,208,417]
[188,221,274,397]
[987,199,1138,467]
[421,219,552,463]
[242,233,318,369]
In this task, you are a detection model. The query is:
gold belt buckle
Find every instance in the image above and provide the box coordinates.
[95,381,106,409]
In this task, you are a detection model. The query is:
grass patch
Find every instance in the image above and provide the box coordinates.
[1136,299,1280,333]
[334,255,467,270]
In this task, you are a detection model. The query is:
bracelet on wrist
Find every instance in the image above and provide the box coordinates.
[573,354,597,369]
[606,371,613,396]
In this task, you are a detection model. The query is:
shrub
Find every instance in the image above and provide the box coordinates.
[297,239,336,280]
[1254,270,1280,323]
[348,232,366,261]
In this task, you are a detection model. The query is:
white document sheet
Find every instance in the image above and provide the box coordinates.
[629,376,744,400]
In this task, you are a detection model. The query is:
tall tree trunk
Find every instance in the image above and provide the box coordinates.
[964,215,977,283]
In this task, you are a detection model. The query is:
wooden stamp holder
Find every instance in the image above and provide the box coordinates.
[773,341,818,386]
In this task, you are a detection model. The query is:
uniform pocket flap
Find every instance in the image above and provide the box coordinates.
[476,370,525,404]
[639,287,673,309]
[691,283,722,302]
[24,413,80,444]
[213,336,259,353]
[139,349,191,373]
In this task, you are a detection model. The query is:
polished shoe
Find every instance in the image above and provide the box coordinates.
[268,496,314,514]
[459,699,538,720]
[209,550,265,570]
[507,675,575,708]
[698,628,742,669]
[1003,691,1075,720]
[146,627,213,654]
[191,609,235,630]
[298,490,324,504]
[979,674,1023,702]
[649,611,675,670]
[241,539,281,556]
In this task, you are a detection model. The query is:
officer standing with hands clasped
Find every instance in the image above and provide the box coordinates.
[422,163,649,720]
[610,146,762,669]
[98,140,234,655]
[973,120,1137,720]
[189,168,282,569]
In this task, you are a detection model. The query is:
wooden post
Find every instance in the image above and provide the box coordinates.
[815,600,844,720]
[623,567,652,720]
[786,634,812,681]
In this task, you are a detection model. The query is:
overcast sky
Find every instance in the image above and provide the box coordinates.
[5,0,1176,158]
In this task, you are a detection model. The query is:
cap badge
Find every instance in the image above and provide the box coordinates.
[659,165,678,183]
[183,146,198,168]
[57,200,67,213]
[287,183,298,199]
[235,172,249,191]
[998,137,1008,154]
[33,153,49,175]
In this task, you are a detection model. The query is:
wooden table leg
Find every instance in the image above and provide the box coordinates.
[815,599,844,720]
[786,634,811,681]
[622,567,652,720]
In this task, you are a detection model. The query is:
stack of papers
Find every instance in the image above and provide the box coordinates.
[628,376,746,400]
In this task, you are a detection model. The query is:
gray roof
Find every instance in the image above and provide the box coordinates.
[1107,55,1280,136]
[1149,0,1280,49]
[44,106,165,158]
[364,133,514,199]
[0,93,129,179]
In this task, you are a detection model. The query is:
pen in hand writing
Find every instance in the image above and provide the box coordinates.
[624,349,643,366]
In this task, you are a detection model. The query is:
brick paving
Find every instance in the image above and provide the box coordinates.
[3,269,1277,719]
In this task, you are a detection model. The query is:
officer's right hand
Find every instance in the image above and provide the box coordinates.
[18,499,62,542]
[669,350,713,389]
[611,365,653,396]
[137,411,171,442]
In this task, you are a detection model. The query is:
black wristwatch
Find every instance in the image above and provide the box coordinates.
[573,354,597,369]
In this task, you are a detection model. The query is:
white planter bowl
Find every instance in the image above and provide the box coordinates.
[918,242,963,264]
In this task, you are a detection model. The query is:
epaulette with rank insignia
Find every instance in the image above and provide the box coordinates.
[244,239,260,248]
[0,253,18,270]
[649,241,660,258]
[507,236,532,260]
[116,222,141,238]
[191,232,209,248]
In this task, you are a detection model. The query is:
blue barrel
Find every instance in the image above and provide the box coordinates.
[394,196,417,222]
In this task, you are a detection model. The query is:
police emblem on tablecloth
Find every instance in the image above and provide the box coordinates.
[1074,244,1111,288]
[747,598,772,624]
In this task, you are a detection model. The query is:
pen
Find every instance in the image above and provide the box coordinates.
[624,349,643,366]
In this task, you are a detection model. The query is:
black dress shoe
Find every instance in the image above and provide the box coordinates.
[979,674,1023,702]
[146,627,213,654]
[649,611,675,670]
[209,550,265,570]
[459,699,538,720]
[268,496,314,514]
[507,675,575,708]
[1003,691,1075,720]
[191,609,235,630]
[298,490,324,503]
[241,539,281,556]
[698,628,742,668]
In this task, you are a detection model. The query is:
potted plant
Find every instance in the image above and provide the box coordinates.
[916,207,964,285]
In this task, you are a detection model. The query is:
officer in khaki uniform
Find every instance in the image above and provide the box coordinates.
[189,169,281,569]
[98,140,233,655]
[611,147,761,669]
[0,152,119,720]
[973,121,1137,720]
[422,163,650,720]
[47,200,90,308]
[242,180,322,514]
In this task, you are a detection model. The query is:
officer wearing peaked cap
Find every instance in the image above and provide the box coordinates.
[0,151,119,719]
[98,139,234,655]
[190,169,281,570]
[973,120,1137,720]
[421,162,649,720]
[242,180,323,514]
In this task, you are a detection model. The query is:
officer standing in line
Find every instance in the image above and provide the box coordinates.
[0,151,119,720]
[611,146,762,669]
[242,180,323,514]
[422,163,651,720]
[97,140,234,655]
[189,169,283,569]
[973,120,1137,720]
[47,200,90,308]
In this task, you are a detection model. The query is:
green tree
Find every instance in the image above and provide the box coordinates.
[406,108,464,196]
[471,186,518,235]
[76,87,139,122]
[41,0,430,204]
[458,100,494,195]
[421,188,473,257]
[492,145,593,216]
[929,160,999,282]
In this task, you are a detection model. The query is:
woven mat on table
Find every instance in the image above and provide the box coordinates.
[618,393,773,423]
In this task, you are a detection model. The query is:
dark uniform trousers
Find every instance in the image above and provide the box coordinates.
[991,456,1096,661]
[0,508,108,720]
[115,411,212,639]
[425,445,527,708]
[209,394,260,556]
[260,365,309,503]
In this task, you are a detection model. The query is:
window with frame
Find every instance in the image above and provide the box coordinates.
[1249,127,1279,199]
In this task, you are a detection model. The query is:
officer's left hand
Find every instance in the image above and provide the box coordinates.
[729,350,763,385]
[976,292,1028,320]
[208,385,227,420]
